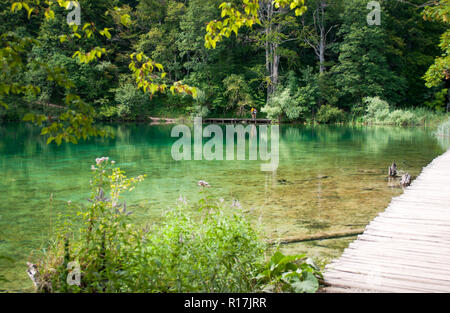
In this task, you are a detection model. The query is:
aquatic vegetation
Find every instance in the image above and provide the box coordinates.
[28,158,320,293]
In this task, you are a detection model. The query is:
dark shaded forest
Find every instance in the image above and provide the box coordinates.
[0,0,448,123]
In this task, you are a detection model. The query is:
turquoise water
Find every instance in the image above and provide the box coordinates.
[0,123,446,291]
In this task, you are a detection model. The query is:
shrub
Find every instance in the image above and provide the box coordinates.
[223,74,253,116]
[29,159,321,293]
[387,109,418,126]
[29,159,323,293]
[364,96,390,123]
[109,82,151,120]
[262,88,307,121]
[122,204,265,292]
[316,105,346,124]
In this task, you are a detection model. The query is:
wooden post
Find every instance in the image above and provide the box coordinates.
[401,173,411,187]
[388,163,397,177]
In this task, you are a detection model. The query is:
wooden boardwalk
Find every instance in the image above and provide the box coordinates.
[323,149,450,293]
[203,118,271,124]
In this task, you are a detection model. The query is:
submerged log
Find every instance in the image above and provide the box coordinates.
[388,162,397,177]
[26,262,52,292]
[268,229,365,245]
[401,173,412,187]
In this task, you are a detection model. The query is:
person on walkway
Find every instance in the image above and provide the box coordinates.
[251,107,257,120]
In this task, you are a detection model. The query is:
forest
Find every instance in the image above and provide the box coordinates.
[1,0,450,294]
[0,0,448,127]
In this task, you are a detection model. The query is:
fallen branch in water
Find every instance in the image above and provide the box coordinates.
[268,229,365,245]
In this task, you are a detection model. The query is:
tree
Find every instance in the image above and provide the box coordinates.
[384,0,446,107]
[331,0,406,108]
[300,0,340,74]
[255,1,301,97]
[422,0,450,88]
[2,1,195,144]
[205,0,307,99]
[223,74,253,115]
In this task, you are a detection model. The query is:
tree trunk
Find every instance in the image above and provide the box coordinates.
[319,26,326,74]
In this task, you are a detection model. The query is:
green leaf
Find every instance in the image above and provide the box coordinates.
[290,272,319,293]
[11,2,22,12]
[23,113,35,122]
[27,8,34,19]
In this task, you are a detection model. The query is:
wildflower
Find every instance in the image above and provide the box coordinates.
[95,156,110,165]
[231,199,242,209]
[91,165,96,171]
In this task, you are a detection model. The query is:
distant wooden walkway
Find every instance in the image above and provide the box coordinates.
[323,149,450,293]
[203,118,271,124]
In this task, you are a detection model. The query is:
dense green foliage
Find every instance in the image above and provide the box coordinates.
[362,96,447,125]
[31,158,321,293]
[1,0,448,126]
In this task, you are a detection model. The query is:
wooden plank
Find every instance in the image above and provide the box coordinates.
[325,270,445,293]
[347,241,450,257]
[324,149,450,293]
[326,264,450,290]
[332,255,450,276]
[325,271,445,293]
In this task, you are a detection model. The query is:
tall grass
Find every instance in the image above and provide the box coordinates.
[436,118,450,137]
[362,97,447,126]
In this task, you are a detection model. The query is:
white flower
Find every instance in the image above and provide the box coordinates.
[95,156,110,165]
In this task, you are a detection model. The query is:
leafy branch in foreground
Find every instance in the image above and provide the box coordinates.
[5,1,196,144]
[204,0,307,49]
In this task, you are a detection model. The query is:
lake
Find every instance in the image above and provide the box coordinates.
[0,122,447,291]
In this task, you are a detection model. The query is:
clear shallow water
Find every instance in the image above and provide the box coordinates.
[0,123,446,291]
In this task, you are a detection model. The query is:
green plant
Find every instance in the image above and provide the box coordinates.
[316,105,346,124]
[262,88,307,121]
[362,97,445,126]
[32,159,291,293]
[425,88,448,113]
[33,157,145,292]
[256,250,322,293]
[364,96,390,123]
[112,82,151,120]
[436,118,450,137]
[223,74,254,116]
[387,109,418,126]
[121,202,265,292]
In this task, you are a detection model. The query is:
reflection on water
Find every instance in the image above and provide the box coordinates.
[0,123,446,291]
